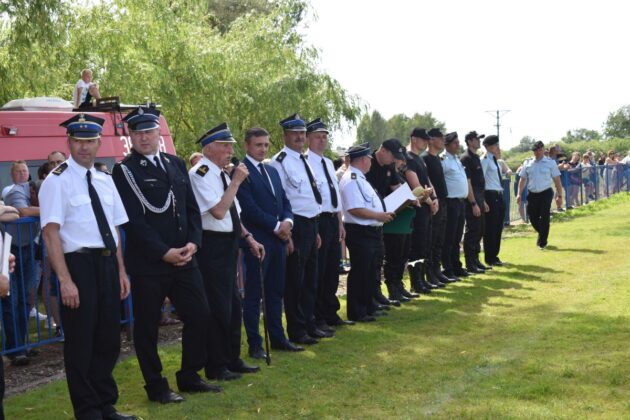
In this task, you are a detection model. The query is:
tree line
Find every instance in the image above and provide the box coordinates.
[0,0,361,159]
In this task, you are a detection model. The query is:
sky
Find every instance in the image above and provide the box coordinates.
[302,0,630,150]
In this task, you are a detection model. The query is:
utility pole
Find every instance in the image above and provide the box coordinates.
[485,110,510,139]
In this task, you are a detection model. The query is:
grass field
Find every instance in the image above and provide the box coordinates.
[7,193,630,419]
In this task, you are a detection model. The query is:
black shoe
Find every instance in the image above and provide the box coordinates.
[372,310,388,317]
[356,315,376,322]
[149,389,185,404]
[271,341,304,352]
[374,292,393,306]
[329,318,355,326]
[394,294,410,303]
[179,379,223,393]
[103,411,139,420]
[293,334,319,345]
[249,348,268,360]
[467,266,485,274]
[476,261,491,270]
[440,271,458,283]
[309,328,334,338]
[399,286,420,299]
[453,268,470,277]
[317,323,336,333]
[206,367,242,381]
[372,301,390,311]
[230,361,260,374]
[488,258,504,266]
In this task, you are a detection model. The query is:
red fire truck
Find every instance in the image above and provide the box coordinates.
[0,97,176,189]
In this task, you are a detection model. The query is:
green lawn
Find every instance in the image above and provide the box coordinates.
[7,194,630,419]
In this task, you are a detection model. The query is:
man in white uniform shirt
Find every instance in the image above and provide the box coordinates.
[270,113,326,345]
[189,123,263,381]
[305,118,353,332]
[339,143,395,323]
[39,113,134,420]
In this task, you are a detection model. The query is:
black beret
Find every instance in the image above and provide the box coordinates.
[483,134,499,146]
[444,132,458,144]
[410,127,430,140]
[428,128,444,138]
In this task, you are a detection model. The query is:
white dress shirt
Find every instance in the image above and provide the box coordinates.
[519,156,561,193]
[269,146,322,218]
[481,151,503,192]
[339,166,383,226]
[39,156,128,253]
[189,156,241,232]
[306,149,342,213]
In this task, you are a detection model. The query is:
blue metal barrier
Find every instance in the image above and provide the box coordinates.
[1,218,134,356]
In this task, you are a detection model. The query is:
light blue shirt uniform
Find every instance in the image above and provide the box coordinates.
[441,151,468,199]
[518,156,561,193]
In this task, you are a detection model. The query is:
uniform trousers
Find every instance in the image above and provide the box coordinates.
[243,236,287,349]
[131,266,209,399]
[345,224,383,321]
[409,204,432,263]
[285,215,319,341]
[198,231,242,376]
[383,233,411,287]
[429,198,447,269]
[61,250,120,420]
[314,212,342,326]
[463,193,485,266]
[483,190,505,263]
[442,198,465,272]
[526,188,554,247]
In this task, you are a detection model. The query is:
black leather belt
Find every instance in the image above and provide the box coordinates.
[485,190,503,195]
[72,248,112,257]
[295,214,319,222]
[320,212,338,218]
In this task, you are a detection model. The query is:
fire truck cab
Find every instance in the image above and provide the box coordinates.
[0,97,176,190]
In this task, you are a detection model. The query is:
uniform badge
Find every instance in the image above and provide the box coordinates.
[140,159,148,166]
[52,162,68,176]
[138,107,144,115]
[163,156,170,163]
[276,151,287,162]
[78,113,86,122]
[351,173,357,180]
[196,165,209,176]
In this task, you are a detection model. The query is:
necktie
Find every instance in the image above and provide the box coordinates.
[493,155,503,186]
[258,163,274,196]
[220,171,242,236]
[321,158,338,208]
[300,154,322,204]
[154,155,165,174]
[86,170,117,254]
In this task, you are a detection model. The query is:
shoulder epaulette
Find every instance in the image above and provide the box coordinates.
[52,162,68,176]
[276,151,287,162]
[96,167,111,175]
[121,154,133,163]
[440,155,445,161]
[196,165,209,177]
[351,172,357,180]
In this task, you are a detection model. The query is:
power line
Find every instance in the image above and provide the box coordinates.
[485,110,511,138]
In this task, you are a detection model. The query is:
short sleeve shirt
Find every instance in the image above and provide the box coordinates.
[73,79,91,106]
[518,156,561,193]
[422,152,448,199]
[365,152,401,199]
[189,156,241,232]
[460,149,485,194]
[339,166,384,226]
[5,183,38,247]
[441,151,468,199]
[406,151,430,188]
[39,156,128,253]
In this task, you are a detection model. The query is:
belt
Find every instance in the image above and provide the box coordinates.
[485,190,503,194]
[447,197,466,202]
[203,230,237,237]
[528,188,552,194]
[320,212,338,218]
[72,247,112,257]
[294,214,320,222]
[345,223,383,231]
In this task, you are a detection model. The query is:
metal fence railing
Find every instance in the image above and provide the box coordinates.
[504,163,630,224]
[1,218,133,356]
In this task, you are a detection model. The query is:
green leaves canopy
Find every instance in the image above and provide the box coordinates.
[0,0,361,159]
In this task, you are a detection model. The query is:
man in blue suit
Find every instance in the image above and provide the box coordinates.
[237,127,301,357]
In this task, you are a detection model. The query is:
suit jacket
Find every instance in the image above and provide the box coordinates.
[112,150,202,275]
[237,158,292,245]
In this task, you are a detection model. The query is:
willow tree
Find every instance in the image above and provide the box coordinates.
[0,0,361,158]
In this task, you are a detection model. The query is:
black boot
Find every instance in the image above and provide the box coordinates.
[386,282,408,302]
[426,265,446,288]
[408,264,429,295]
[375,282,400,306]
[399,282,419,300]
[416,262,433,294]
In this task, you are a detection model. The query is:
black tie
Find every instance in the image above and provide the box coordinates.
[258,163,274,196]
[221,171,242,236]
[86,170,117,254]
[493,155,503,185]
[300,155,322,204]
[321,158,338,208]
[154,155,165,174]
